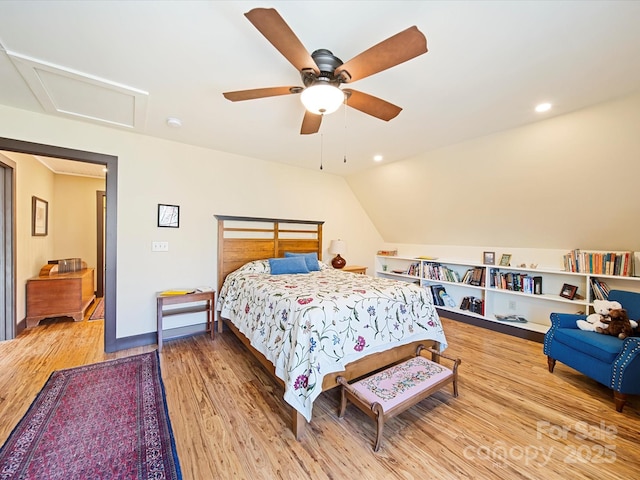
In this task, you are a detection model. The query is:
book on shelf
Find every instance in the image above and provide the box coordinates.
[430,284,447,306]
[460,296,471,310]
[459,295,483,314]
[466,267,485,286]
[563,249,634,276]
[423,262,461,283]
[488,269,542,295]
[406,262,420,276]
[470,297,484,315]
[590,278,610,301]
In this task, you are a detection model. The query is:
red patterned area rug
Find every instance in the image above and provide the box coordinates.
[89,298,104,320]
[0,352,182,479]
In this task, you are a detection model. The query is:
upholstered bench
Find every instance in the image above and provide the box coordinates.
[337,345,461,451]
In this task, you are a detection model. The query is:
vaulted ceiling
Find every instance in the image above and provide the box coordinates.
[1,1,639,175]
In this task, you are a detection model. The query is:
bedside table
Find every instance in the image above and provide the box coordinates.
[341,265,367,275]
[156,290,215,352]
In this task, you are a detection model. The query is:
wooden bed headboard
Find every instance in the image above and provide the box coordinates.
[215,215,324,293]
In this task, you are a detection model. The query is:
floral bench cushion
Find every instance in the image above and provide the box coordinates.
[350,356,452,412]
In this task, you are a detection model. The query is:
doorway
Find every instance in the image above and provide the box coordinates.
[0,137,118,352]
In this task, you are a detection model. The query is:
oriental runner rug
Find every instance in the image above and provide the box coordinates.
[0,352,182,480]
[89,298,105,320]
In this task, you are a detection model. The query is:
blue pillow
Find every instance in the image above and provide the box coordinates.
[284,252,320,272]
[269,256,310,275]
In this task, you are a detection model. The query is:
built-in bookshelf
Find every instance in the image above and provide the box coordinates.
[375,254,640,335]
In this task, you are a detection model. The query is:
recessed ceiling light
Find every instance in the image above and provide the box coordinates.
[535,102,552,113]
[373,155,383,162]
[166,117,182,128]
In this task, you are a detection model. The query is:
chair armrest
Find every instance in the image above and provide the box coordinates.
[611,337,640,394]
[550,312,587,329]
[544,313,588,355]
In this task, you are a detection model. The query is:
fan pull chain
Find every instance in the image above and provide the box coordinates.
[343,97,348,164]
[319,132,323,170]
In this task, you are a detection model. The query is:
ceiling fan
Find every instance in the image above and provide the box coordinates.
[223,8,428,135]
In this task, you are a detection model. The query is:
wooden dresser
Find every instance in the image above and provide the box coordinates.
[26,265,96,327]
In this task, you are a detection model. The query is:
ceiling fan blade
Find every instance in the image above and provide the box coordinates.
[245,8,319,74]
[343,89,402,121]
[301,110,322,135]
[223,86,298,102]
[336,26,427,83]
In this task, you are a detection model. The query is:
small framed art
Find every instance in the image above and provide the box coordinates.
[559,283,578,300]
[32,196,48,236]
[499,254,512,266]
[158,204,180,228]
[483,251,495,265]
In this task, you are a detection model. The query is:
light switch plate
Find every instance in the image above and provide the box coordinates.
[152,241,169,252]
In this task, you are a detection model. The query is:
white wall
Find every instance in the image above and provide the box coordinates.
[52,175,104,273]
[347,91,640,252]
[0,104,383,339]
[6,152,55,323]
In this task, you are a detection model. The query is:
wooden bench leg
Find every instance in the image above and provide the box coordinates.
[338,385,347,418]
[372,403,384,452]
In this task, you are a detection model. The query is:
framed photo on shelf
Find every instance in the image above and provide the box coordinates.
[158,204,180,228]
[483,251,495,265]
[559,283,578,300]
[499,254,512,266]
[32,196,48,236]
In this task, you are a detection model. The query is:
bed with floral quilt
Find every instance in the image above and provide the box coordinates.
[217,257,448,436]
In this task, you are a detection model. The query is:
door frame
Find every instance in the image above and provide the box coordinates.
[0,154,15,341]
[0,137,118,352]
[96,190,106,298]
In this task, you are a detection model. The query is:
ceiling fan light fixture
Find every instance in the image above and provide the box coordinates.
[535,102,552,113]
[300,84,345,115]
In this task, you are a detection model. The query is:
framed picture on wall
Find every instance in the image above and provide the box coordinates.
[158,204,180,228]
[32,196,48,236]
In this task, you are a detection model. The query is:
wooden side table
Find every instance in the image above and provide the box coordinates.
[156,291,215,352]
[341,265,367,275]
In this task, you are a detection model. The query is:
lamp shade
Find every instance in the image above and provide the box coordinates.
[300,84,345,115]
[329,239,346,255]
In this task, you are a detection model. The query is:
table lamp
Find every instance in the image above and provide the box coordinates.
[329,239,347,269]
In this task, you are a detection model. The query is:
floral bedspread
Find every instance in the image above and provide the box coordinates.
[217,260,447,422]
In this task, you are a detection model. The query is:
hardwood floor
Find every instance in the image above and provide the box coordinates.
[1,311,638,479]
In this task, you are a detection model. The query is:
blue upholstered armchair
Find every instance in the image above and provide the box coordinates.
[544,290,640,412]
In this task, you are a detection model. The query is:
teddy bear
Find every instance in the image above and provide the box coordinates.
[576,299,622,332]
[577,298,639,333]
[596,308,635,339]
